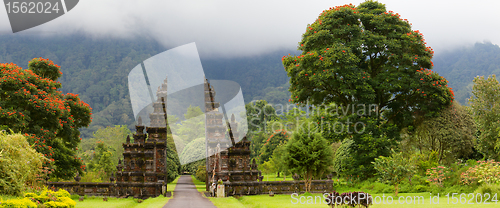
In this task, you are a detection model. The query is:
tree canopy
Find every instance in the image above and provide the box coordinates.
[282,1,454,129]
[0,58,92,179]
[285,125,333,192]
[412,102,476,163]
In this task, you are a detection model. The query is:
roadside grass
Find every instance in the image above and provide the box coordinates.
[190,175,246,208]
[74,176,180,208]
[190,175,500,208]
[191,175,206,192]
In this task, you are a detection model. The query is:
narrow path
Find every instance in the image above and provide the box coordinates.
[163,175,216,208]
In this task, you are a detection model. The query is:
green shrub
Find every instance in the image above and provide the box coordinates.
[372,150,416,196]
[332,139,355,177]
[414,151,439,175]
[413,185,428,193]
[69,194,80,200]
[195,165,207,182]
[0,132,46,195]
[474,183,500,195]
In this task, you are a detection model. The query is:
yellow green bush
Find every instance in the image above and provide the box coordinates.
[0,131,47,195]
[0,197,37,208]
[9,188,76,208]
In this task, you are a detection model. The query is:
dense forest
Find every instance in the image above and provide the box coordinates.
[0,34,498,137]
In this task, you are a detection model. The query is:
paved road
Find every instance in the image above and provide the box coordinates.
[163,175,216,208]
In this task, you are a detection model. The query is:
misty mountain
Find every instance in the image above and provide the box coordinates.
[433,42,500,105]
[0,34,293,138]
[1,34,497,138]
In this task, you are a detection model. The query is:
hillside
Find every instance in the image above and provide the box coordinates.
[1,34,498,137]
[0,34,293,137]
[433,42,500,105]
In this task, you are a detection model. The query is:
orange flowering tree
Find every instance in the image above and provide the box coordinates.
[282,1,454,129]
[0,58,92,179]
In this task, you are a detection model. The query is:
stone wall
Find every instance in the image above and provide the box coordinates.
[47,181,165,198]
[46,182,116,196]
[223,179,334,196]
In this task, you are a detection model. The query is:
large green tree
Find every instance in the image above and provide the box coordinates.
[0,58,92,179]
[469,75,500,159]
[282,1,453,128]
[88,141,115,180]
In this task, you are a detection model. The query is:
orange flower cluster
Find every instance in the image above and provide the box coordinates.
[416,68,454,102]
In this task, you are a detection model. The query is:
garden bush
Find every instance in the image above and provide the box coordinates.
[0,132,46,195]
[195,165,207,182]
[20,188,75,208]
[474,183,500,195]
[332,139,355,177]
[426,165,451,186]
[373,150,416,196]
[413,151,439,175]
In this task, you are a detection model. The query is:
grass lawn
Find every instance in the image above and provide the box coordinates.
[190,175,246,208]
[190,175,499,208]
[261,174,294,182]
[74,176,180,208]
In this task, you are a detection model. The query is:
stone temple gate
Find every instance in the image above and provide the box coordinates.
[47,77,172,199]
[47,77,334,198]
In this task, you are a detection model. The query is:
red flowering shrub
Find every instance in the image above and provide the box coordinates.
[426,166,450,186]
[461,160,500,185]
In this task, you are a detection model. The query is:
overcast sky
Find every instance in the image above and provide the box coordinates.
[0,0,499,58]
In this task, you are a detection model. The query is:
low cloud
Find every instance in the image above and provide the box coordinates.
[0,0,498,57]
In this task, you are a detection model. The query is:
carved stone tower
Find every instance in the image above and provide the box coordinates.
[205,78,261,193]
[116,77,169,199]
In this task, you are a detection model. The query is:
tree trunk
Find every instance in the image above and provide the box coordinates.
[306,172,312,192]
[395,183,399,197]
